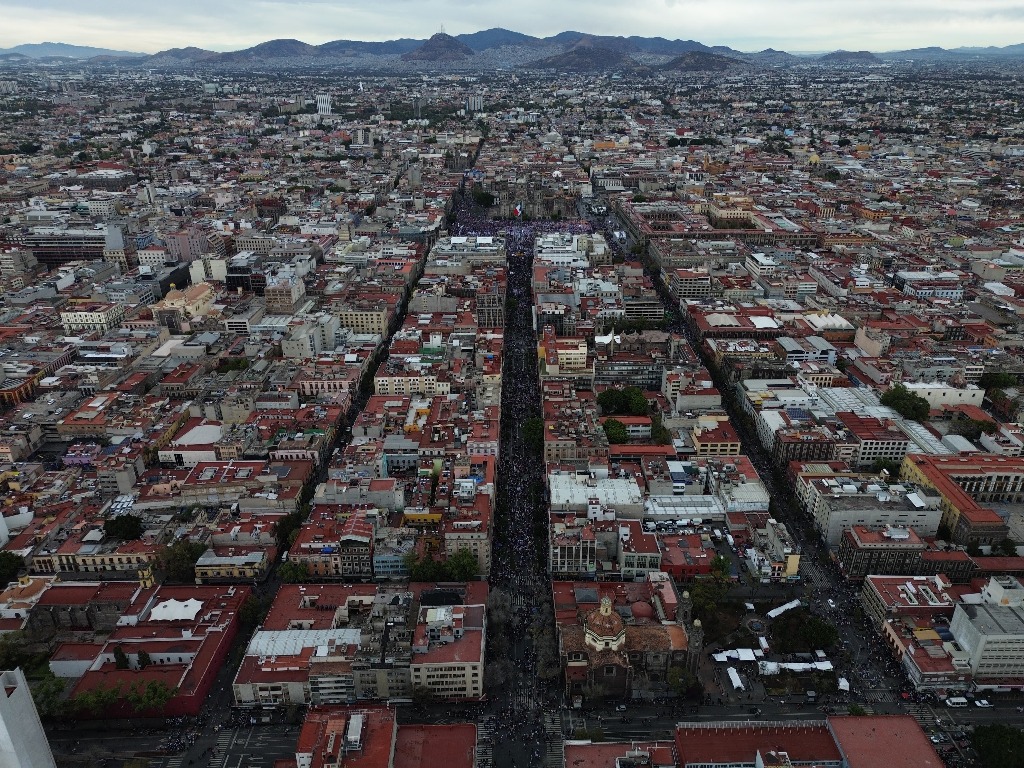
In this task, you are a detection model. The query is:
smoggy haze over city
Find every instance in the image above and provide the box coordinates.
[2,0,1024,54]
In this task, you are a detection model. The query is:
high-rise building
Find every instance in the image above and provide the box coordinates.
[0,668,56,768]
[316,93,332,116]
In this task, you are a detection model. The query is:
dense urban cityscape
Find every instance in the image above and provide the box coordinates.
[1,25,1024,768]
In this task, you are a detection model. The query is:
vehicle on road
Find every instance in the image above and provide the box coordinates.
[945,697,969,708]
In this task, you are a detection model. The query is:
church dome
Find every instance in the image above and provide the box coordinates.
[631,601,655,620]
[585,596,626,651]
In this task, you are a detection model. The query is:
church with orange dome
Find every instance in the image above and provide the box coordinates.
[554,577,703,704]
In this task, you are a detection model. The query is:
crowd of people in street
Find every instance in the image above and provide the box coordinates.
[449,197,598,767]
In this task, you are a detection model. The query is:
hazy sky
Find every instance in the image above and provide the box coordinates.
[2,0,1023,53]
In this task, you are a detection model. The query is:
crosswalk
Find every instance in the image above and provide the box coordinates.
[208,730,236,768]
[544,712,564,768]
[476,719,494,768]
[513,683,541,713]
[865,690,899,703]
[905,703,939,727]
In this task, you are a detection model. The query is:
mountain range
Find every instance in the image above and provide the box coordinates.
[1,30,1024,70]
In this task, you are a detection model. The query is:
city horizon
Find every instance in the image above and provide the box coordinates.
[2,1,1024,56]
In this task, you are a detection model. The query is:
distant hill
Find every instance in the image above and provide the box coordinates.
[0,42,143,59]
[12,30,1024,70]
[819,50,883,64]
[878,46,961,61]
[146,46,223,63]
[316,38,422,56]
[220,38,319,61]
[401,33,474,62]
[952,42,1024,56]
[539,31,739,57]
[455,28,541,51]
[661,51,747,71]
[527,44,635,72]
[748,48,798,64]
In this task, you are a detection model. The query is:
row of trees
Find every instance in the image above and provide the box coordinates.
[403,547,480,582]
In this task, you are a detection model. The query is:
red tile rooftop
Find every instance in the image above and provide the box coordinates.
[393,724,477,768]
[829,715,943,768]
[563,742,675,768]
[675,722,840,766]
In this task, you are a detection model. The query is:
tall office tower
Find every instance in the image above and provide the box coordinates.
[0,668,56,768]
[316,93,332,116]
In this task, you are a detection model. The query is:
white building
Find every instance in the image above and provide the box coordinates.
[0,667,56,768]
[316,93,332,116]
[951,576,1024,681]
[903,382,984,408]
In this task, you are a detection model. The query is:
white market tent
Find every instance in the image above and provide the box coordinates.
[727,667,745,691]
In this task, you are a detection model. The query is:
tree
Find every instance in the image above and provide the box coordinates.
[979,371,1017,392]
[972,723,1024,768]
[125,679,177,714]
[999,538,1020,557]
[848,703,867,716]
[0,551,25,586]
[603,418,628,444]
[239,596,268,630]
[446,547,480,581]
[159,540,207,582]
[279,560,311,583]
[104,514,144,541]
[623,387,649,416]
[879,384,930,421]
[651,413,672,445]
[937,523,952,541]
[597,386,649,416]
[870,459,902,477]
[688,579,728,630]
[667,664,698,697]
[113,646,130,670]
[274,510,304,548]
[949,417,998,440]
[31,673,67,718]
[710,555,731,581]
[597,388,626,415]
[72,682,122,716]
[138,650,152,669]
[770,609,839,653]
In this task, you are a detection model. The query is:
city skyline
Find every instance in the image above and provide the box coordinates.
[2,0,1024,54]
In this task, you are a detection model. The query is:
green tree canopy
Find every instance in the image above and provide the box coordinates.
[949,417,998,441]
[710,555,732,581]
[597,386,650,416]
[0,551,25,586]
[279,560,311,583]
[104,514,144,541]
[603,418,628,444]
[972,723,1024,768]
[770,609,839,653]
[979,371,1017,391]
[159,540,207,582]
[879,383,931,421]
[446,547,480,581]
[667,664,698,696]
[405,547,479,582]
